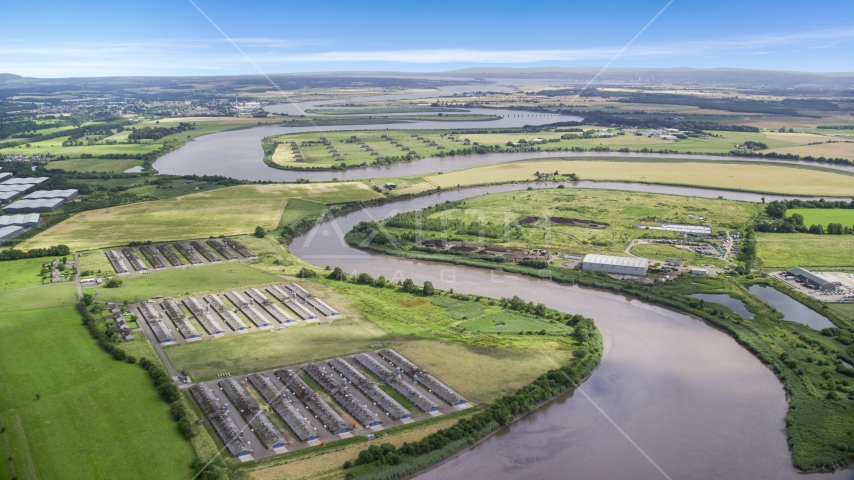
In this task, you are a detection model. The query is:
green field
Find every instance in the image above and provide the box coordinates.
[279,198,325,227]
[167,278,579,403]
[0,301,193,480]
[370,188,756,257]
[265,127,809,169]
[757,233,854,267]
[46,158,144,173]
[84,262,283,303]
[788,209,854,227]
[0,257,55,290]
[630,243,730,268]
[22,182,382,251]
[0,284,78,312]
[422,159,854,196]
[827,303,854,322]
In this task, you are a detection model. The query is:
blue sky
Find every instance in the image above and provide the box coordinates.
[2,0,853,77]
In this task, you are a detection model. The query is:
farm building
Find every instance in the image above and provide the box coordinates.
[0,190,26,205]
[641,222,712,235]
[581,254,649,276]
[0,225,24,241]
[0,172,11,182]
[0,213,41,228]
[786,267,838,291]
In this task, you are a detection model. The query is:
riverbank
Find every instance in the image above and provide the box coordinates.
[340,230,854,471]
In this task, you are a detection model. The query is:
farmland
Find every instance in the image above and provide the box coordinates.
[265,128,804,169]
[46,158,144,173]
[0,257,54,290]
[421,159,854,196]
[166,277,579,403]
[85,262,283,303]
[788,208,854,227]
[756,233,854,268]
[0,300,194,480]
[21,182,382,251]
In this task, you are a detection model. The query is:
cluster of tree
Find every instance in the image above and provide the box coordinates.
[127,122,194,141]
[740,141,768,150]
[518,259,549,269]
[590,90,805,115]
[738,228,757,271]
[729,149,852,166]
[759,201,854,234]
[780,99,840,111]
[139,358,195,439]
[0,244,70,261]
[545,112,760,133]
[768,198,854,210]
[327,266,436,296]
[817,125,854,130]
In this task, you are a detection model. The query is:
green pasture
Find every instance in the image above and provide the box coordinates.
[0,303,194,480]
[788,209,854,227]
[757,233,854,268]
[0,257,54,290]
[85,262,283,303]
[46,158,143,173]
[22,182,381,251]
[280,198,325,227]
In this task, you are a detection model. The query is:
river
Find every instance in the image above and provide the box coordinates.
[153,87,854,184]
[289,183,852,479]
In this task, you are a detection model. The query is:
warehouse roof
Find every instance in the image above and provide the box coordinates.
[23,189,78,200]
[3,197,64,213]
[0,225,24,240]
[0,214,40,226]
[786,267,835,286]
[0,177,48,185]
[582,254,649,268]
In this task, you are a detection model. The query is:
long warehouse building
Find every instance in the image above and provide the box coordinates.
[581,254,649,276]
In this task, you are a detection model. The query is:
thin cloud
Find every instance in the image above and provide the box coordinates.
[3,26,854,76]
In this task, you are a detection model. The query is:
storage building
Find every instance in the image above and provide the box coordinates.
[581,254,649,276]
[0,225,24,241]
[22,189,79,202]
[0,214,41,228]
[786,267,838,291]
[0,172,11,182]
[2,197,65,213]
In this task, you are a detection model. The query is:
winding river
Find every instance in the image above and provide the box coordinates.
[153,88,854,183]
[159,87,853,477]
[289,184,852,479]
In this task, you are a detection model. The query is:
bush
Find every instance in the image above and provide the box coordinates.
[299,267,317,278]
[254,226,266,238]
[104,277,123,288]
[422,281,435,296]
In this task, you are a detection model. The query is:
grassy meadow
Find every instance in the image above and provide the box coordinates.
[0,257,54,290]
[788,209,854,227]
[0,298,194,480]
[422,160,854,196]
[756,233,854,268]
[376,188,756,257]
[21,182,382,251]
[84,262,283,303]
[46,158,144,173]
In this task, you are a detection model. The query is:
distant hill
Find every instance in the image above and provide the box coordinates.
[0,73,23,83]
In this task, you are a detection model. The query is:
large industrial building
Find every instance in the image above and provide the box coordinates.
[2,189,78,213]
[0,225,24,241]
[786,267,838,291]
[581,254,649,276]
[0,213,41,228]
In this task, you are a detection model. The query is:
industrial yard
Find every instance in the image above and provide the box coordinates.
[190,348,470,460]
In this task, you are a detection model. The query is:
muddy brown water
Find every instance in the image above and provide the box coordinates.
[290,184,852,479]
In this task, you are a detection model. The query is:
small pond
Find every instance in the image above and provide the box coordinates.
[691,294,754,319]
[748,285,837,330]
